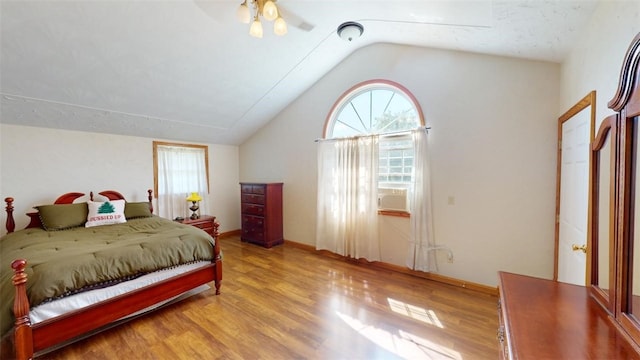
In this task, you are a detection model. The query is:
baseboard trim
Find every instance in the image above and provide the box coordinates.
[284,239,498,296]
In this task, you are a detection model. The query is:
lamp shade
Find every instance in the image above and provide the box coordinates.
[186,192,202,202]
[236,1,250,24]
[249,17,263,38]
[262,0,278,21]
[274,16,287,36]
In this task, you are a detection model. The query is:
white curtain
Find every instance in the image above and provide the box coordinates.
[407,129,436,271]
[316,136,381,261]
[157,146,208,220]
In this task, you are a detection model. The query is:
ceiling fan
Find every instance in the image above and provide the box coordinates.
[194,0,314,38]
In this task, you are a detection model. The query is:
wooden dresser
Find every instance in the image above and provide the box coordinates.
[497,272,637,359]
[496,33,640,359]
[240,182,283,248]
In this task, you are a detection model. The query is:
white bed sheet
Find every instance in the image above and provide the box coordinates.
[29,260,211,324]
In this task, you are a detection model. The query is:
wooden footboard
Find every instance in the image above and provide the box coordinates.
[4,192,222,360]
[10,260,221,359]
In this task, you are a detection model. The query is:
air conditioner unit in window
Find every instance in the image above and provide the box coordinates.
[378,188,408,211]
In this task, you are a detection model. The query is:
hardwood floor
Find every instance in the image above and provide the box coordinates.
[41,237,499,359]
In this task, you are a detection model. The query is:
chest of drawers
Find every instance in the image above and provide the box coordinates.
[240,182,283,248]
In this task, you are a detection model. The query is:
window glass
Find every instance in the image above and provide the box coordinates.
[379,136,414,186]
[329,83,419,138]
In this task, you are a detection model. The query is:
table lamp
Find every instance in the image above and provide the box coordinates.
[186,192,202,220]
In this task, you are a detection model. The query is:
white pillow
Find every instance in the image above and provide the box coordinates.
[85,200,127,227]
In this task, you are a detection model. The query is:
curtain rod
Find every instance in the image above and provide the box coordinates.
[314,126,430,143]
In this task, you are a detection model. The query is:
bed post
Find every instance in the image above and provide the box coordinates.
[212,220,222,295]
[147,189,154,214]
[11,259,33,360]
[5,197,15,234]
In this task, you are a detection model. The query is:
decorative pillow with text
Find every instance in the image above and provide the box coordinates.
[85,200,127,227]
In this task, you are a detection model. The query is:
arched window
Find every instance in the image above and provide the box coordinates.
[323,80,425,214]
[324,80,424,139]
[318,79,433,267]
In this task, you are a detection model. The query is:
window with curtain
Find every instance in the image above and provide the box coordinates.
[324,79,424,214]
[153,141,209,220]
[317,79,435,271]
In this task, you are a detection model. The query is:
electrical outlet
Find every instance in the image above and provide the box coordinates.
[447,252,454,263]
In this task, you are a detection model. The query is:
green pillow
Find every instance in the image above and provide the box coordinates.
[124,202,152,219]
[36,202,88,230]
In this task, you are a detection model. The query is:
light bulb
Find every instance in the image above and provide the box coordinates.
[236,1,250,24]
[274,16,287,36]
[249,17,263,38]
[262,1,278,21]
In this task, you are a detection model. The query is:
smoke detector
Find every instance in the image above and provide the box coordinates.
[337,21,364,42]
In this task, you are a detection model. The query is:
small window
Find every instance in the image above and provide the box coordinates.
[153,141,209,219]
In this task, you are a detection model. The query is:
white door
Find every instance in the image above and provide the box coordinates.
[557,109,591,285]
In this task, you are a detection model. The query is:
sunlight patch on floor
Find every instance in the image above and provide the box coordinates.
[387,298,444,328]
[326,272,376,305]
[336,311,462,360]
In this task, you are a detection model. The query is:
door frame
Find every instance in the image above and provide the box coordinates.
[554,91,597,281]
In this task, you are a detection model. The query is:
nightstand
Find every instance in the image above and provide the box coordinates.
[179,215,217,238]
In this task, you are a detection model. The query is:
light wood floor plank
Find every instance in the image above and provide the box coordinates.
[41,236,499,359]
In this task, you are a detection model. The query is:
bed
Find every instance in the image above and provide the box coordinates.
[0,190,222,360]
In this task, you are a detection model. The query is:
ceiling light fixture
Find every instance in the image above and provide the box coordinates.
[337,21,364,42]
[237,0,287,38]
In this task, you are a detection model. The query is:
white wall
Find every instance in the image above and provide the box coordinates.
[0,124,240,235]
[560,1,640,122]
[240,43,560,287]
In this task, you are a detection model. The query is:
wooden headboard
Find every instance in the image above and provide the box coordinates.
[4,189,153,233]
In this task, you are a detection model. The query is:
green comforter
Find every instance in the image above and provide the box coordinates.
[0,216,215,335]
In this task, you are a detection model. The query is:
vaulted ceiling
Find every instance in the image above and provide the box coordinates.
[0,0,599,145]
